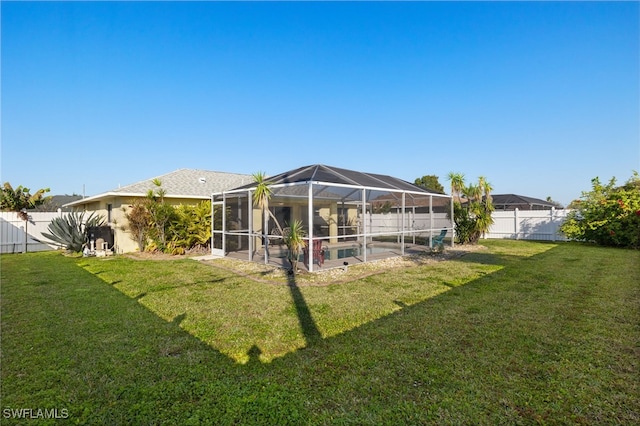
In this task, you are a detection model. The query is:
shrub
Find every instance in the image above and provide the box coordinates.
[123,199,152,252]
[449,175,494,244]
[560,172,640,248]
[167,201,212,254]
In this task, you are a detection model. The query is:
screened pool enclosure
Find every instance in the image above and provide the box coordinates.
[212,165,453,272]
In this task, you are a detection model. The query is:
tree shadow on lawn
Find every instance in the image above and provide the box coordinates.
[287,270,323,346]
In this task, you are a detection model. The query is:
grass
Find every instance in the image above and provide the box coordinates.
[1,240,638,424]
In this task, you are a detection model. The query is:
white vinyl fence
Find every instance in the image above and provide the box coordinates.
[368,209,571,242]
[0,211,64,254]
[485,208,571,241]
[368,212,451,235]
[1,209,570,254]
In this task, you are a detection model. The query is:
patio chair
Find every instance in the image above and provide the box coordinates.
[303,239,325,267]
[430,229,447,248]
[269,227,287,245]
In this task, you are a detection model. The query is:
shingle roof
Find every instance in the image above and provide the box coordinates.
[65,169,253,207]
[30,195,83,212]
[111,169,253,198]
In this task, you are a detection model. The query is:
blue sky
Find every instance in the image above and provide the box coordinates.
[2,1,638,206]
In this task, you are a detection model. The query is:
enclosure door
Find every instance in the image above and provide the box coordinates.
[212,201,224,256]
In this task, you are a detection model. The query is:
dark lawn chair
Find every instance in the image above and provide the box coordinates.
[303,239,325,267]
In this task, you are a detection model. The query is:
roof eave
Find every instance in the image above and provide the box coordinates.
[63,192,125,207]
[64,191,213,207]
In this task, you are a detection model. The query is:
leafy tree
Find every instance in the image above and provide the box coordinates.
[42,211,105,252]
[1,182,50,219]
[1,182,51,252]
[414,175,445,193]
[123,198,152,252]
[448,173,494,244]
[560,172,640,248]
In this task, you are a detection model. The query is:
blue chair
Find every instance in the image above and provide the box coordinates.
[430,229,447,248]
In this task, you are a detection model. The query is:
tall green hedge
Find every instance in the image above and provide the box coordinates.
[561,172,640,248]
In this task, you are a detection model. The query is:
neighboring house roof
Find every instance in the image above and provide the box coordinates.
[490,194,557,210]
[65,169,253,207]
[31,195,83,212]
[230,164,443,196]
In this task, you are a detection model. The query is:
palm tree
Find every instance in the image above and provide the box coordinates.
[463,183,482,203]
[478,176,493,204]
[449,175,495,244]
[447,172,465,202]
[252,172,283,263]
[477,176,494,238]
[252,171,271,213]
[283,219,306,273]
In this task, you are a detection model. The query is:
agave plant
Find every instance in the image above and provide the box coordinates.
[42,211,105,252]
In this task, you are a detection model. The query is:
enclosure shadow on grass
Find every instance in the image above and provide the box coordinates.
[75,241,561,365]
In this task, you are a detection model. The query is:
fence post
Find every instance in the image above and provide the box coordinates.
[514,208,519,240]
[551,207,556,242]
[21,224,27,253]
[22,210,29,253]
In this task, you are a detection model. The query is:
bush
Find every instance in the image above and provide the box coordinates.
[123,199,152,252]
[560,172,640,248]
[450,176,494,245]
[167,201,212,254]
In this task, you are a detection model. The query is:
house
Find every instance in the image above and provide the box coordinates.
[212,164,453,272]
[490,194,559,210]
[65,169,253,253]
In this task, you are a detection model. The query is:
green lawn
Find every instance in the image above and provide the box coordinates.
[1,240,638,424]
